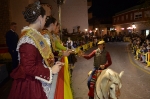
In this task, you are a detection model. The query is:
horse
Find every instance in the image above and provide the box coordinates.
[88,68,124,99]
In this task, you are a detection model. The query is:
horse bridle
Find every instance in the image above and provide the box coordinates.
[95,78,120,99]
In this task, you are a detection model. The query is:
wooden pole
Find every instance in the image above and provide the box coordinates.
[58,4,62,40]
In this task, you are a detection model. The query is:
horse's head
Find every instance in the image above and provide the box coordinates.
[108,70,124,99]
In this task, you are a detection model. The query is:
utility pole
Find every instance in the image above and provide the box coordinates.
[58,4,62,40]
[57,0,65,40]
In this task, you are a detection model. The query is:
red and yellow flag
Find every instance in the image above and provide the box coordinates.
[54,57,73,99]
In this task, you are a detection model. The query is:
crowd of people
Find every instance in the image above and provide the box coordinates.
[5,1,74,99]
[130,35,150,64]
[5,2,144,98]
[4,1,120,99]
[103,34,125,42]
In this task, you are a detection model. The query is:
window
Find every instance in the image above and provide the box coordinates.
[114,18,116,22]
[117,17,119,21]
[145,10,150,17]
[134,12,142,19]
[126,14,128,20]
[130,14,133,20]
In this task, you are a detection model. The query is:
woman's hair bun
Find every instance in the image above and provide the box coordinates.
[23,1,41,23]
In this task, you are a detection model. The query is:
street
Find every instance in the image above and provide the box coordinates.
[73,42,150,99]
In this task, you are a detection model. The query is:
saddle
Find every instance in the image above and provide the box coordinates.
[88,70,102,97]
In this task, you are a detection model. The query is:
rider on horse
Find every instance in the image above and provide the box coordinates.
[82,40,112,98]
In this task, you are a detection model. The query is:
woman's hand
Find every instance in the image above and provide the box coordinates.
[51,61,64,74]
[62,50,70,56]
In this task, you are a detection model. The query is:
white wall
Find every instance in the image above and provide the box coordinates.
[9,0,35,35]
[42,0,88,33]
[42,4,51,16]
[10,0,88,34]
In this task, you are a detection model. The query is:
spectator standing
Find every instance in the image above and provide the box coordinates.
[5,22,19,70]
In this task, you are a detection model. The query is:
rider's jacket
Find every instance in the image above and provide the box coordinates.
[94,49,107,69]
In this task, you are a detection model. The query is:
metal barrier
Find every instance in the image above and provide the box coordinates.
[135,49,141,60]
[0,42,94,60]
[74,42,93,54]
[145,52,150,67]
[132,46,150,67]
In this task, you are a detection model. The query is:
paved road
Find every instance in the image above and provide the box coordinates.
[72,42,150,99]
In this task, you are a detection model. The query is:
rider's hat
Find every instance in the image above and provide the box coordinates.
[97,40,105,45]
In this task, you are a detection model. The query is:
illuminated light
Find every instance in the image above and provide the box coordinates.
[89,30,92,33]
[132,23,136,29]
[146,30,149,36]
[121,28,124,30]
[102,30,104,31]
[132,25,136,29]
[110,28,115,30]
[95,28,98,30]
[85,29,88,32]
[132,23,136,33]
[127,27,133,29]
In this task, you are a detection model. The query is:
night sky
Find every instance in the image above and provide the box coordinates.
[90,0,141,18]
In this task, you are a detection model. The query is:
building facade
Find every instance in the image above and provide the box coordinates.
[87,0,93,30]
[41,0,89,33]
[113,5,150,37]
[0,0,38,45]
[0,0,89,45]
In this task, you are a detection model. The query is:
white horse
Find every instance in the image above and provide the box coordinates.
[89,69,124,99]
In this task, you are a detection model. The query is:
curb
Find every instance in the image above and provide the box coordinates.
[128,49,150,74]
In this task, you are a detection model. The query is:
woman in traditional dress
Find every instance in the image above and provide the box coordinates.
[41,16,73,99]
[8,1,63,99]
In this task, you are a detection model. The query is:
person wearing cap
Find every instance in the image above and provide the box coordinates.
[82,40,112,97]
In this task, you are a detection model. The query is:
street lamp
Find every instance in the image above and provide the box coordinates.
[85,29,88,32]
[85,29,88,35]
[95,28,99,37]
[132,23,136,33]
